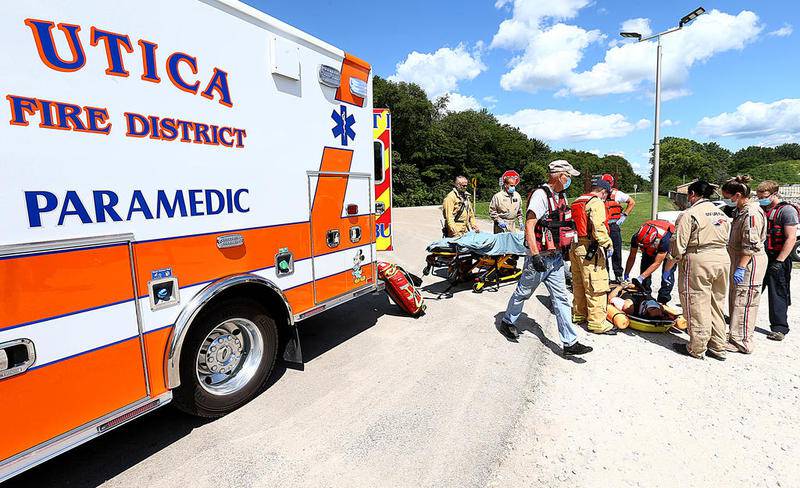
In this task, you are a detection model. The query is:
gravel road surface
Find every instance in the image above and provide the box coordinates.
[8,206,799,488]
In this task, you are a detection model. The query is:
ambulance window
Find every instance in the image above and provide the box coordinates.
[373,141,385,184]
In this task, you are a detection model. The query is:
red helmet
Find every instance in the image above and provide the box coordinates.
[499,169,520,187]
[601,173,615,187]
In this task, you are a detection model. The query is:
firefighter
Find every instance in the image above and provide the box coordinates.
[721,175,767,354]
[756,180,798,341]
[570,179,615,335]
[442,176,479,237]
[601,174,636,282]
[623,219,676,304]
[489,173,523,233]
[670,180,731,361]
[500,160,593,357]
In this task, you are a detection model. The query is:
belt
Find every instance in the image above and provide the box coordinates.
[685,245,726,254]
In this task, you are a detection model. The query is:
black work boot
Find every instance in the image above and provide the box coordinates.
[498,321,520,341]
[563,342,593,356]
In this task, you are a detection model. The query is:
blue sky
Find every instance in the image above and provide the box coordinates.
[246,0,799,176]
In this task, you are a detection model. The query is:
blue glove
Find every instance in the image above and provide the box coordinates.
[606,247,613,259]
[662,267,675,282]
[623,273,630,282]
[498,221,508,230]
[617,213,628,226]
[733,267,746,285]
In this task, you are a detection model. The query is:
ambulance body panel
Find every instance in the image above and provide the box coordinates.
[0,0,377,481]
[373,108,393,251]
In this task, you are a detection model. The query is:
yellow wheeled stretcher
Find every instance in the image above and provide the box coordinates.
[606,303,688,333]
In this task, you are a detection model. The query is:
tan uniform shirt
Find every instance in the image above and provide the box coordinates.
[670,199,731,260]
[729,201,767,256]
[489,190,522,232]
[442,188,478,237]
[586,197,613,249]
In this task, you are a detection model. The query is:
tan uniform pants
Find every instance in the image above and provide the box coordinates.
[678,249,730,357]
[728,251,768,353]
[570,241,611,333]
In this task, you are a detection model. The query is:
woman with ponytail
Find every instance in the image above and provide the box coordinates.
[721,175,767,354]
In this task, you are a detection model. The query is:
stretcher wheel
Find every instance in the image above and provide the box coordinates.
[172,298,278,418]
[473,281,484,293]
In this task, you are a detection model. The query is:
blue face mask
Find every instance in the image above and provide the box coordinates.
[723,198,736,207]
[563,177,572,190]
[507,185,516,194]
[759,197,773,207]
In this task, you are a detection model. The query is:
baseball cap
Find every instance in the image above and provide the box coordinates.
[595,179,612,193]
[548,159,580,176]
[601,173,615,186]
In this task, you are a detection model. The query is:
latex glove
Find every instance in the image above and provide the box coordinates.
[617,212,628,226]
[662,267,675,282]
[531,254,547,273]
[606,247,614,259]
[623,273,631,282]
[733,267,746,285]
[498,221,508,230]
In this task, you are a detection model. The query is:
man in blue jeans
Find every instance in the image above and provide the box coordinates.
[499,160,593,356]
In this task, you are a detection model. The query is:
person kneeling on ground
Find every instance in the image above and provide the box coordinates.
[624,219,677,304]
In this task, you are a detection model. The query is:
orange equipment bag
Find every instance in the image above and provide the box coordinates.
[377,261,426,317]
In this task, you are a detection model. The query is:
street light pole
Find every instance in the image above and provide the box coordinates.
[652,36,662,220]
[620,6,705,220]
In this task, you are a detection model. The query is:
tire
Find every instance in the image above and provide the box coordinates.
[172,298,278,418]
[792,243,800,263]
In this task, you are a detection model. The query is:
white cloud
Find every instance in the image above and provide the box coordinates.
[620,18,652,38]
[565,10,763,98]
[769,23,793,37]
[696,99,800,145]
[490,0,603,93]
[492,7,763,99]
[606,151,626,157]
[443,92,483,112]
[389,44,486,98]
[497,108,649,142]
[661,119,679,127]
[635,119,651,130]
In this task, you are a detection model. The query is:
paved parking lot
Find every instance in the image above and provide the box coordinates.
[8,206,800,488]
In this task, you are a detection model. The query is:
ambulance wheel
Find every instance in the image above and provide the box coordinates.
[173,298,278,418]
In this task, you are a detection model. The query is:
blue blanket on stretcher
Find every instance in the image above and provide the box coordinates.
[427,231,528,256]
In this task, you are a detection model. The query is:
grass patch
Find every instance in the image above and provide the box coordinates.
[475,191,677,247]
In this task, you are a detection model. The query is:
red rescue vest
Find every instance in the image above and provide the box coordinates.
[765,202,800,253]
[605,189,623,222]
[635,219,675,256]
[571,194,609,238]
[531,185,576,252]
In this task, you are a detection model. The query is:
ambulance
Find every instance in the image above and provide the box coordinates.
[0,0,386,481]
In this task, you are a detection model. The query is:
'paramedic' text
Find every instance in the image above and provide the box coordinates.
[24,189,250,228]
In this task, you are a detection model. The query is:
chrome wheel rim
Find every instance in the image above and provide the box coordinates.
[196,318,263,396]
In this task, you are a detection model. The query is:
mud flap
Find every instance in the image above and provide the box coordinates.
[282,326,304,370]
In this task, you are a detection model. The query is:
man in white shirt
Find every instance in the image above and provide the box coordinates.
[499,160,593,357]
[601,174,636,281]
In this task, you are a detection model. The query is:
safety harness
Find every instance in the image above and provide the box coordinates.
[532,185,576,252]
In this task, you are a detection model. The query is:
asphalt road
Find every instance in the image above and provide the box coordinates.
[7,206,800,488]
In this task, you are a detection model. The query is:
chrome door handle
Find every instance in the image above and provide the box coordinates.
[0,339,36,380]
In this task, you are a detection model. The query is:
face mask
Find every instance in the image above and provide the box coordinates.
[759,196,773,207]
[563,177,572,190]
[507,185,516,194]
[723,198,736,207]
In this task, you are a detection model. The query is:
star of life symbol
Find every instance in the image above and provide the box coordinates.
[331,105,356,146]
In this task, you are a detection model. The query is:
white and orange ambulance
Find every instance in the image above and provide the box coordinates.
[0,0,383,480]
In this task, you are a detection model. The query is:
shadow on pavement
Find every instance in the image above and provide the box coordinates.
[7,292,401,487]
[492,312,586,364]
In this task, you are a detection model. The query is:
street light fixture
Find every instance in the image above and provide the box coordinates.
[620,6,705,219]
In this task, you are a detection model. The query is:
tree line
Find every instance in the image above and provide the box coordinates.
[658,137,800,194]
[374,76,649,206]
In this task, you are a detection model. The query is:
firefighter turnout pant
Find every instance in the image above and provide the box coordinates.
[728,252,768,353]
[570,240,612,333]
[678,249,730,357]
